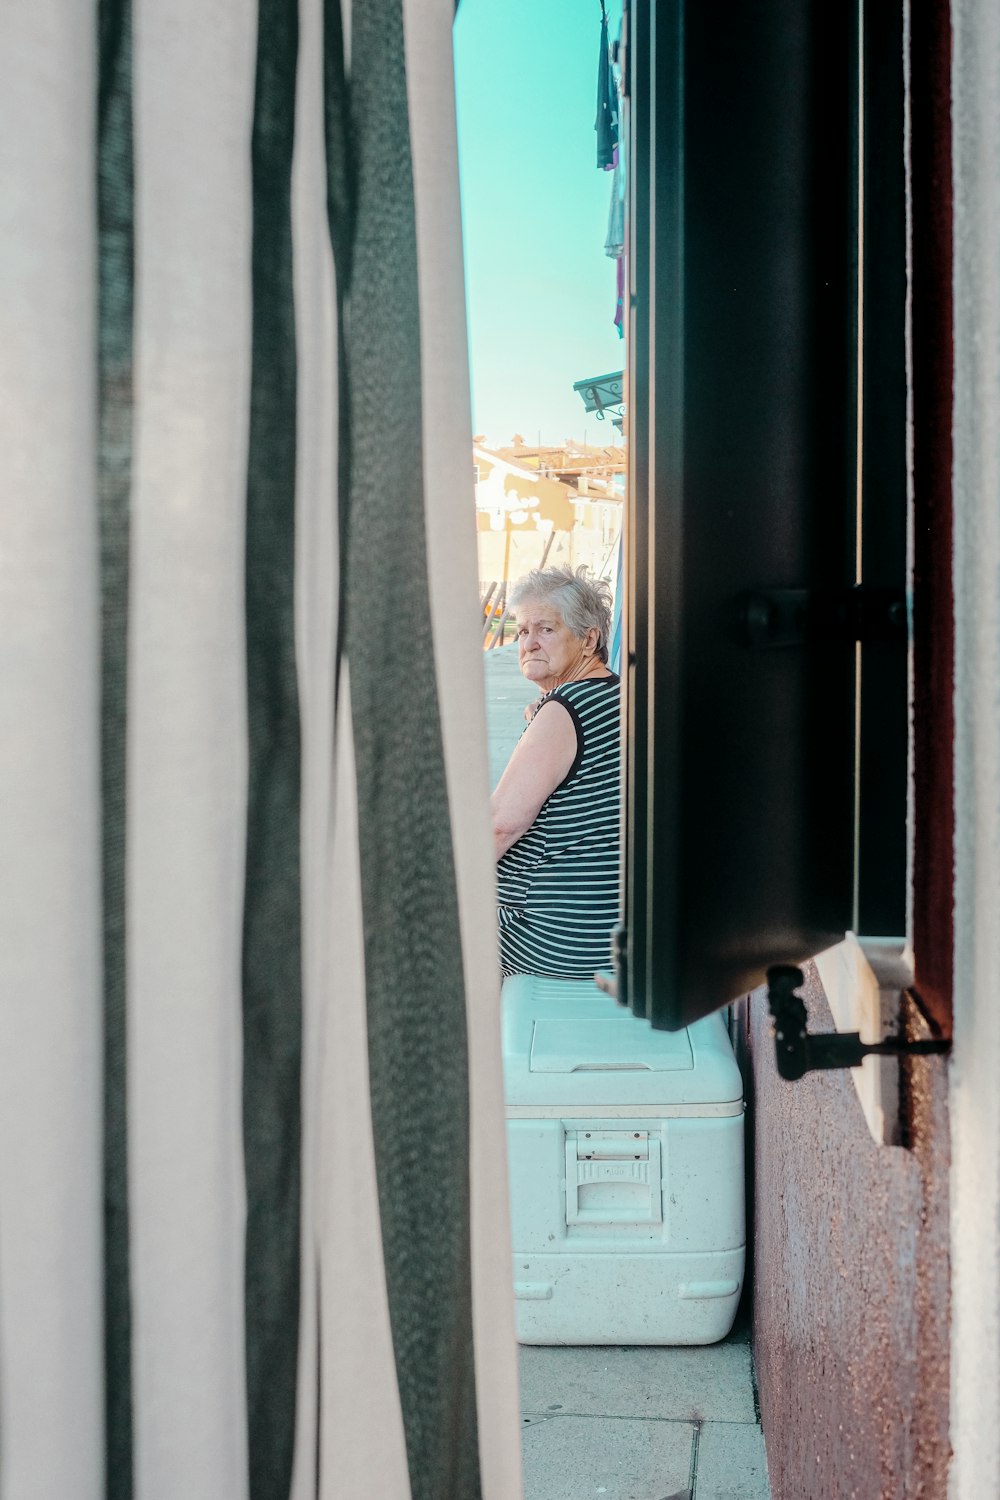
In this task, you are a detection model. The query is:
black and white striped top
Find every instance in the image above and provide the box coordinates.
[497,674,621,977]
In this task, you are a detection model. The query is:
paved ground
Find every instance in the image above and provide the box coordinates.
[483,639,538,786]
[485,642,771,1500]
[518,1315,769,1500]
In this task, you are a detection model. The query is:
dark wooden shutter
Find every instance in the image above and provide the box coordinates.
[619,0,907,1029]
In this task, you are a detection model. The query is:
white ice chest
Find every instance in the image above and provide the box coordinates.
[503,975,746,1345]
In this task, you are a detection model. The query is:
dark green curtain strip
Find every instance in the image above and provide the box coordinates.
[97,1,135,1495]
[243,1,303,1496]
[343,2,483,1496]
[323,0,355,714]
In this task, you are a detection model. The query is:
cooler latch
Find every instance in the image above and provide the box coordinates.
[564,1130,663,1226]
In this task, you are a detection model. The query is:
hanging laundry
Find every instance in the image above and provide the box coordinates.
[614,255,625,339]
[603,26,625,339]
[605,127,627,258]
[595,2,619,170]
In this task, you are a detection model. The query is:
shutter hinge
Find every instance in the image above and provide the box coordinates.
[767,965,949,1082]
[740,586,907,649]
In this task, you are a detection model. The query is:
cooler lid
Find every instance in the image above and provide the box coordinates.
[529,1018,693,1073]
[502,975,744,1108]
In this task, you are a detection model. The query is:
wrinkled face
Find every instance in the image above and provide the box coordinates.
[514,598,594,689]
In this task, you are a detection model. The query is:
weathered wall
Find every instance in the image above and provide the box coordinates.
[737,966,950,1500]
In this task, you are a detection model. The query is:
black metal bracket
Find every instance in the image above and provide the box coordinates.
[741,586,907,649]
[767,965,949,1082]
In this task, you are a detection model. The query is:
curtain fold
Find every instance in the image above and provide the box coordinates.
[0,5,104,1495]
[400,1,525,1492]
[0,0,521,1496]
[344,0,483,1491]
[128,1,255,1495]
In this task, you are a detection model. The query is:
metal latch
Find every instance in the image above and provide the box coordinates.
[767,965,950,1082]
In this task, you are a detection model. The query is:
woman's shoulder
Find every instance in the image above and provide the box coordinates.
[542,676,620,742]
[549,673,620,705]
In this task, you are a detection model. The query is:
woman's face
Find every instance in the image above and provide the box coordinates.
[514,598,597,690]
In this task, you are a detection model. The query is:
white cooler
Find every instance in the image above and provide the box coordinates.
[503,975,745,1345]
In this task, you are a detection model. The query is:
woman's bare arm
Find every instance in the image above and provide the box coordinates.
[491,699,578,859]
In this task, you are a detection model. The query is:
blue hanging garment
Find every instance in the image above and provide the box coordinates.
[595,3,619,169]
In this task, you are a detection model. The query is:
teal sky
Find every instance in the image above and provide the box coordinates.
[453,0,624,449]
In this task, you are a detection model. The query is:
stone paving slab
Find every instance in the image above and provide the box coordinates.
[519,1338,758,1426]
[521,1413,695,1500]
[693,1421,770,1500]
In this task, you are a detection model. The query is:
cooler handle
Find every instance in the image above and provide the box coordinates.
[564,1138,663,1225]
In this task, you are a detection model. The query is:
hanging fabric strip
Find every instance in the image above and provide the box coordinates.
[344,0,484,1493]
[242,0,304,1494]
[97,0,136,1493]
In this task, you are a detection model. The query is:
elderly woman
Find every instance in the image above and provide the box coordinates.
[492,565,620,978]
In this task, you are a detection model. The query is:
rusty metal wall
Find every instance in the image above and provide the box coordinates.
[736,965,950,1500]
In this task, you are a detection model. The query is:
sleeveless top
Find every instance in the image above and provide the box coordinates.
[497,674,620,978]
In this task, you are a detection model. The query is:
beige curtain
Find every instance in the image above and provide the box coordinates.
[0,1,522,1496]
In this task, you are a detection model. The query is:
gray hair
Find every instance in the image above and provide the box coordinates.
[508,565,614,664]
